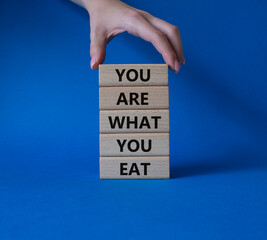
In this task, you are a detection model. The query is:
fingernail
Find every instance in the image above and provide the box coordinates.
[179,57,185,65]
[182,56,185,64]
[90,59,96,70]
[174,60,180,73]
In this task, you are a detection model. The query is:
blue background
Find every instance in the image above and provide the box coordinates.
[0,0,266,239]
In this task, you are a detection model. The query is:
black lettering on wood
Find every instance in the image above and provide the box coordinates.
[108,116,125,129]
[140,163,151,175]
[129,163,140,175]
[117,139,127,152]
[116,93,128,105]
[115,69,126,82]
[151,116,161,129]
[140,69,150,82]
[126,69,138,82]
[120,163,128,175]
[141,93,148,105]
[128,139,139,152]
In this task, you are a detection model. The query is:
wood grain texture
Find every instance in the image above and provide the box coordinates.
[99,86,169,110]
[99,64,168,86]
[100,133,169,156]
[100,156,170,179]
[100,109,169,133]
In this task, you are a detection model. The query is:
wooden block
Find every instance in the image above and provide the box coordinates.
[100,156,170,179]
[100,109,169,133]
[100,133,169,156]
[99,86,169,110]
[99,64,168,87]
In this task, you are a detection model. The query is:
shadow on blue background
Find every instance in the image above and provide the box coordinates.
[0,0,266,239]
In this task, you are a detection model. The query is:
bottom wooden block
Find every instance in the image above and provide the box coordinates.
[100,156,169,179]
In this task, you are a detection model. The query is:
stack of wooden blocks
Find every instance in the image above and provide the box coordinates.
[99,64,169,179]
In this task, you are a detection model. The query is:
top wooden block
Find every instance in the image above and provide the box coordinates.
[99,64,168,87]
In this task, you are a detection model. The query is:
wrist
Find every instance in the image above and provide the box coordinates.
[82,0,121,14]
[82,0,107,13]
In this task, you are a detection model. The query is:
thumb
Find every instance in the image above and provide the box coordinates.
[90,32,107,70]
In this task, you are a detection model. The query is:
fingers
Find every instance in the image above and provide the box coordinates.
[90,30,107,70]
[140,11,185,65]
[125,11,179,72]
[88,9,184,73]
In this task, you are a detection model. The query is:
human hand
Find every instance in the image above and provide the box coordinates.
[72,0,185,72]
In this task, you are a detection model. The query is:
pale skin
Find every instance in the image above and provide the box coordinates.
[71,0,185,73]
